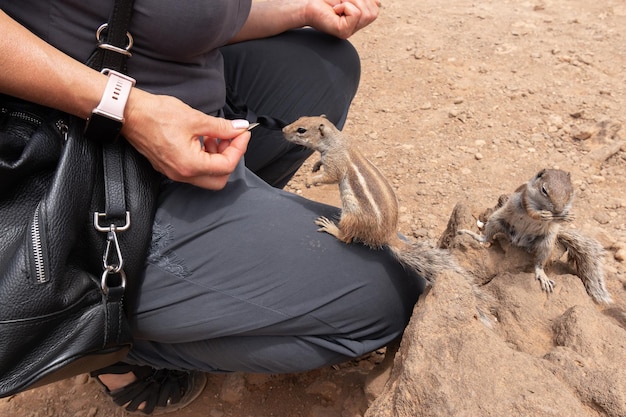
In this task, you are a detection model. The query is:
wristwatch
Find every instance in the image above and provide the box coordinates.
[84,69,136,142]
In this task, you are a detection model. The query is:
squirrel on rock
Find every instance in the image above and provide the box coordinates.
[459,168,612,304]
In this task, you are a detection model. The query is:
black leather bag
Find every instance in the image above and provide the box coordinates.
[0,0,159,398]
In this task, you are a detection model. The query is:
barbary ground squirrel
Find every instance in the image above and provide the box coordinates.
[459,168,612,304]
[282,116,461,284]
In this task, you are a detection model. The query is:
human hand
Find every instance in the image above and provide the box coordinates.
[121,89,251,190]
[305,0,381,39]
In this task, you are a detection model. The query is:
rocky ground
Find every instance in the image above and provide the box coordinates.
[2,0,625,416]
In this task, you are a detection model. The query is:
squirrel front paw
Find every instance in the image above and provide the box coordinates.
[315,216,342,239]
[538,210,555,221]
[315,216,337,231]
[535,268,555,292]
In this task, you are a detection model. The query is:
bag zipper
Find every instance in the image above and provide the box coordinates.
[31,203,48,284]
[8,110,43,127]
[1,108,68,138]
[27,117,69,284]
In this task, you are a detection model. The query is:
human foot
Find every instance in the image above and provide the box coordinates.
[90,363,207,415]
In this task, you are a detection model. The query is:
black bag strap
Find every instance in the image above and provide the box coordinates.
[87,0,136,286]
[86,0,135,73]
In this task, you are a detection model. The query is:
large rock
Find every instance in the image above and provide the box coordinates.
[365,204,626,417]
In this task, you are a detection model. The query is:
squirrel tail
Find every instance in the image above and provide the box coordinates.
[389,240,462,285]
[557,229,612,304]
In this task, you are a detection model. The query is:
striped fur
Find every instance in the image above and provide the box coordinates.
[283,116,460,283]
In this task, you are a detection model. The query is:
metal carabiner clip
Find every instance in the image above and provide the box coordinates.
[102,229,124,274]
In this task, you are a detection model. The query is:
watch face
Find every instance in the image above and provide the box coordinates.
[84,112,123,143]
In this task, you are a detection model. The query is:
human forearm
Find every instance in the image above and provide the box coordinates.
[230,0,381,43]
[0,10,107,119]
[229,0,308,43]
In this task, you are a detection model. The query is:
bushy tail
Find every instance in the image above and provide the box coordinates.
[557,229,612,304]
[389,241,462,285]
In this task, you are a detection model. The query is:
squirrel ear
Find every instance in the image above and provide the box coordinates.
[320,114,327,119]
[536,168,546,179]
[318,123,326,136]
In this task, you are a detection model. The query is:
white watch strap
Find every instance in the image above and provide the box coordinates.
[93,69,136,122]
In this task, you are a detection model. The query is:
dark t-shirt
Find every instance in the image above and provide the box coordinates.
[1,0,251,114]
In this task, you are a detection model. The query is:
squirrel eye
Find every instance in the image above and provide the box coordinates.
[296,127,307,134]
[541,184,549,197]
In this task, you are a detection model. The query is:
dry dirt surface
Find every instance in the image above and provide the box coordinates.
[2,0,625,416]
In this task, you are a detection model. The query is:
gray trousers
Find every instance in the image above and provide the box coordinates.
[127,30,426,373]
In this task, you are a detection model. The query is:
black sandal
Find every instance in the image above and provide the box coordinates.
[90,362,207,415]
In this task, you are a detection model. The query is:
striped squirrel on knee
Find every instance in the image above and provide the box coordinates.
[459,168,612,304]
[282,115,461,284]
